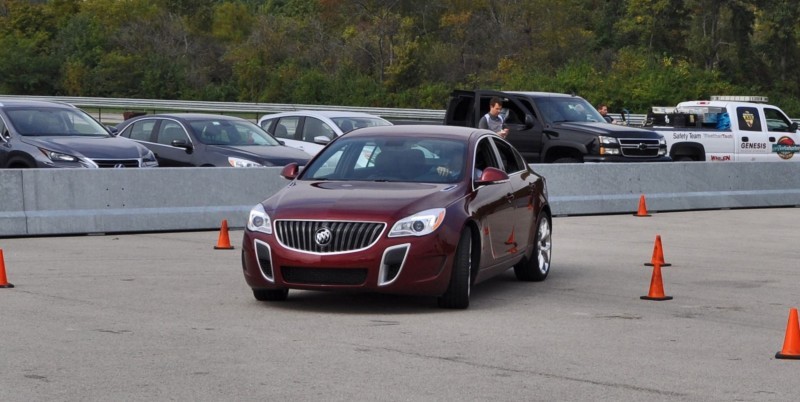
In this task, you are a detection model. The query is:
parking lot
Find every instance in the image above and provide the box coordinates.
[1,208,799,401]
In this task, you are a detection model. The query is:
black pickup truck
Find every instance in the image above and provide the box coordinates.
[444,90,670,163]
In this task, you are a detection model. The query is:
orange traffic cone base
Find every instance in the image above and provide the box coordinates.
[775,351,800,360]
[640,295,672,301]
[645,262,672,267]
[214,245,234,250]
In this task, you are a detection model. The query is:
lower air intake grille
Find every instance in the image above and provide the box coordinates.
[281,266,367,285]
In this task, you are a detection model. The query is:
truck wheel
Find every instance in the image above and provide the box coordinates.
[514,211,552,282]
[553,157,580,164]
[438,229,473,309]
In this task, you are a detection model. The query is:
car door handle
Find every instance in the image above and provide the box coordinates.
[505,193,515,203]
[769,137,776,142]
[742,136,749,142]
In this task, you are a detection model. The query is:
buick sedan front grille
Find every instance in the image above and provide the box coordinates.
[275,220,385,253]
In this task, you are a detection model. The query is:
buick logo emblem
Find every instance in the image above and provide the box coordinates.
[315,228,332,247]
[638,143,648,151]
[114,163,126,168]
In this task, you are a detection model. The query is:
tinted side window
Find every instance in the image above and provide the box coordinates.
[736,107,762,132]
[260,118,274,132]
[474,137,500,180]
[764,108,792,132]
[274,117,300,140]
[156,121,188,145]
[493,139,524,173]
[125,120,157,141]
[302,117,335,142]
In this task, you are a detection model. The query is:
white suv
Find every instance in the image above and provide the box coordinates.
[258,110,392,156]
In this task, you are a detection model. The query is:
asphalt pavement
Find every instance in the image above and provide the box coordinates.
[1,208,799,401]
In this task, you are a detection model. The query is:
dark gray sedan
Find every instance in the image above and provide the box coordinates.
[115,114,311,167]
[0,100,158,168]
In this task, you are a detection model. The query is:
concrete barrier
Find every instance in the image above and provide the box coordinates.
[533,163,800,216]
[1,163,799,237]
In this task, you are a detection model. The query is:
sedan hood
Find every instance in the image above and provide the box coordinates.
[20,135,147,158]
[206,144,310,166]
[552,122,663,139]
[265,181,464,221]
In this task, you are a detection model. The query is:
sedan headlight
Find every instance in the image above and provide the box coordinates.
[42,149,79,162]
[142,150,159,167]
[247,203,272,234]
[229,157,263,168]
[38,148,96,167]
[388,208,446,238]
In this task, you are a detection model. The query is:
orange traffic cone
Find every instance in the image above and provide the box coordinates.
[633,194,651,217]
[214,219,235,250]
[0,248,14,289]
[644,235,672,267]
[776,308,800,359]
[640,263,672,301]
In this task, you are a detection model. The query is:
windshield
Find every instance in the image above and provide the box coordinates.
[534,97,605,124]
[7,107,110,137]
[189,119,281,146]
[331,117,392,132]
[302,136,467,183]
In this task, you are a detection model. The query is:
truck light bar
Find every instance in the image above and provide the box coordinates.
[710,95,769,103]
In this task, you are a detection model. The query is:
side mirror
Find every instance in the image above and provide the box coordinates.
[524,114,535,129]
[475,167,509,185]
[790,122,798,132]
[108,126,119,136]
[281,162,300,180]
[313,136,331,145]
[171,139,193,151]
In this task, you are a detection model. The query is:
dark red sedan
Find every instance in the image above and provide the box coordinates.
[241,125,552,309]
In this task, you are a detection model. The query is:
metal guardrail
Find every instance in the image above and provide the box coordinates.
[0,95,445,123]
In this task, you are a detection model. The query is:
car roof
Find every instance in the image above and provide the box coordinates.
[259,110,387,120]
[130,113,248,121]
[0,99,77,108]
[504,91,583,99]
[343,124,490,140]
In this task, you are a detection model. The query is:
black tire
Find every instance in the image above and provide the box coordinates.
[673,155,696,162]
[552,157,580,164]
[438,229,473,309]
[253,288,289,301]
[514,211,552,282]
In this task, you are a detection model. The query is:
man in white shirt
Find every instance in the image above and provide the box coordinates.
[478,97,509,139]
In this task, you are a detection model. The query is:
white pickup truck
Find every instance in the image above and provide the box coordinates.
[647,96,800,161]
